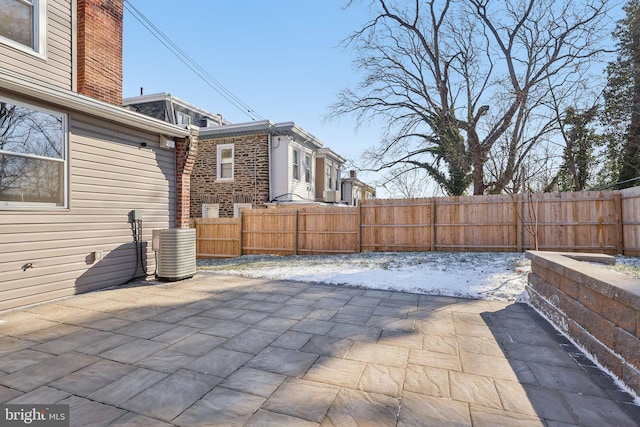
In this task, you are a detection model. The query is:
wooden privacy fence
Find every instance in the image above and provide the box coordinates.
[191,189,640,258]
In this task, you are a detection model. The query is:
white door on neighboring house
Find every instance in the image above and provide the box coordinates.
[202,203,220,218]
[234,203,252,218]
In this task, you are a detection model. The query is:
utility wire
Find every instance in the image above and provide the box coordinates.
[124,0,265,122]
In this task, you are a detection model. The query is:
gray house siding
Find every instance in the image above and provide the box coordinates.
[0,0,73,90]
[127,100,171,123]
[0,105,176,312]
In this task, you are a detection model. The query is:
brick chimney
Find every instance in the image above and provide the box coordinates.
[77,0,123,105]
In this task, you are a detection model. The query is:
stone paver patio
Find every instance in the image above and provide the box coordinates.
[0,273,638,426]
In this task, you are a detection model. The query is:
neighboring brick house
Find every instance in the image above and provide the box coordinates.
[123,92,227,129]
[315,148,345,203]
[194,121,327,218]
[0,0,193,311]
[342,170,376,206]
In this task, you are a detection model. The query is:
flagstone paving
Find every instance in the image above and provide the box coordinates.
[0,272,638,426]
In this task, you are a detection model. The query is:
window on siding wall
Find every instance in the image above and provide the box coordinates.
[304,154,311,183]
[292,149,300,181]
[0,0,46,56]
[335,167,341,190]
[217,144,233,180]
[0,98,67,208]
[328,165,333,190]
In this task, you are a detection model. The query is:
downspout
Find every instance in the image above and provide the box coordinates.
[268,133,273,202]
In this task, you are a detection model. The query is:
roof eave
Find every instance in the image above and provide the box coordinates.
[0,69,190,138]
[199,120,324,148]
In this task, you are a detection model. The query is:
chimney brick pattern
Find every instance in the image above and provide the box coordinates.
[77,0,123,105]
[176,126,199,228]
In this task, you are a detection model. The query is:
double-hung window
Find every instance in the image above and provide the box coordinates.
[0,98,67,208]
[217,143,233,180]
[304,154,311,183]
[292,149,300,181]
[0,0,46,56]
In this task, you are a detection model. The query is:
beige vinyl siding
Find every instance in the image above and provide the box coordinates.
[0,0,73,90]
[0,112,176,312]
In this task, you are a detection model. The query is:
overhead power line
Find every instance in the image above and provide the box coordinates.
[124,0,265,122]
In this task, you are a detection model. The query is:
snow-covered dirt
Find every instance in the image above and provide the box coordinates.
[198,251,532,301]
[198,252,640,302]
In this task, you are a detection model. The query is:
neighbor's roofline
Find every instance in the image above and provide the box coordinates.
[199,120,324,148]
[123,92,227,123]
[0,69,190,138]
[317,147,346,163]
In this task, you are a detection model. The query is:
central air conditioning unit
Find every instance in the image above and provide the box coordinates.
[152,228,196,281]
[323,190,338,203]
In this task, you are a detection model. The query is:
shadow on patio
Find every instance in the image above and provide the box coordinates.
[0,272,637,426]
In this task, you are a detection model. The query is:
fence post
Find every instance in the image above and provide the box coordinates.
[295,209,299,255]
[238,211,243,257]
[357,204,362,253]
[430,199,436,252]
[614,192,624,254]
[515,194,523,252]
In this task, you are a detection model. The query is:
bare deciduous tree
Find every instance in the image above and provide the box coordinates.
[331,0,612,195]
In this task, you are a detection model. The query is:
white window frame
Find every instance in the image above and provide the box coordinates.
[292,149,300,181]
[328,165,333,190]
[0,0,47,57]
[175,111,191,127]
[304,153,311,183]
[202,203,219,218]
[233,202,252,218]
[216,143,234,181]
[0,95,68,209]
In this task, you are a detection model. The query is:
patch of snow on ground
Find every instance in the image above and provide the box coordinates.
[198,251,531,301]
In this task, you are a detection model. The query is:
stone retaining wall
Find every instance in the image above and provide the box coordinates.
[525,250,640,396]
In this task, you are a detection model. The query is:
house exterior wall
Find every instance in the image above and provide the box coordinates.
[342,180,355,205]
[315,155,342,202]
[271,136,290,200]
[191,134,269,218]
[0,0,73,90]
[282,138,316,201]
[315,157,326,201]
[0,97,176,312]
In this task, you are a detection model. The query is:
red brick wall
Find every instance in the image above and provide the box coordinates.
[77,0,123,105]
[176,127,199,228]
[191,134,270,218]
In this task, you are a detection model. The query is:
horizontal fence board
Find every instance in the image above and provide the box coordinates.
[191,190,640,258]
